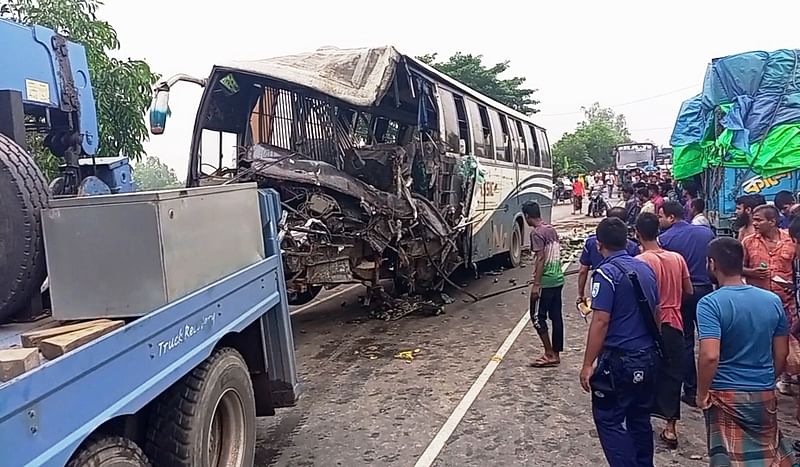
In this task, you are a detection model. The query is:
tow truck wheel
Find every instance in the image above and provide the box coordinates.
[504,221,523,268]
[67,435,151,467]
[0,133,49,323]
[146,347,256,467]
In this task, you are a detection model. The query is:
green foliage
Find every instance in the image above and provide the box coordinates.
[4,0,158,161]
[133,155,181,191]
[27,134,60,181]
[552,103,631,176]
[417,52,539,115]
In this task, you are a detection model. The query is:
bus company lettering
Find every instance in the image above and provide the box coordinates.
[481,181,499,197]
[492,222,506,249]
[742,173,790,194]
[156,312,217,357]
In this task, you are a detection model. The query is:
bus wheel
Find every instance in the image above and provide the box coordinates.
[146,348,256,467]
[67,435,151,467]
[504,221,523,268]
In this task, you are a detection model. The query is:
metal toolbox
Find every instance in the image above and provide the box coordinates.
[42,183,266,320]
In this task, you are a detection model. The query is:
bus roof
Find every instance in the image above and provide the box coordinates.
[221,45,546,130]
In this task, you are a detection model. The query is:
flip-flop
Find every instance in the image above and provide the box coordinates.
[530,358,560,368]
[660,430,678,449]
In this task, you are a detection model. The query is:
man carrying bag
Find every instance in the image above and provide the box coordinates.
[579,217,662,467]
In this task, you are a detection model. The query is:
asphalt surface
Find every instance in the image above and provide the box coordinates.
[256,200,800,466]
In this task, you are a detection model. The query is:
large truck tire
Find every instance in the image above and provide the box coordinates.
[0,133,49,323]
[145,347,257,467]
[67,435,151,467]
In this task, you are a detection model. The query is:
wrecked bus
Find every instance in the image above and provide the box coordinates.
[150,46,553,305]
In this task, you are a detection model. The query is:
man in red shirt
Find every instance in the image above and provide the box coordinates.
[635,212,693,448]
[649,184,664,213]
[572,177,585,215]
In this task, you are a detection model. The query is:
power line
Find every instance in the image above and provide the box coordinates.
[537,85,698,117]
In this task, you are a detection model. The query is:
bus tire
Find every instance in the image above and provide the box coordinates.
[145,347,256,467]
[504,221,523,268]
[67,435,151,467]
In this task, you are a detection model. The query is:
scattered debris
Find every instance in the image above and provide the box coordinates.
[440,293,455,305]
[356,345,382,360]
[486,270,503,276]
[394,348,421,363]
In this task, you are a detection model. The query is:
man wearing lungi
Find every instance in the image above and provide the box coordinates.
[697,237,794,466]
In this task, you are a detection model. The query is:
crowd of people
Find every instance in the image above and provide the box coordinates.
[522,178,800,466]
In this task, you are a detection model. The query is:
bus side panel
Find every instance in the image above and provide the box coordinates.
[470,162,552,263]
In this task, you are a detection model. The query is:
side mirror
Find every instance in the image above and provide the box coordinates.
[149,83,170,135]
[148,74,207,136]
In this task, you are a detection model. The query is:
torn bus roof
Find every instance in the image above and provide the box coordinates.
[221,45,538,124]
[224,46,402,107]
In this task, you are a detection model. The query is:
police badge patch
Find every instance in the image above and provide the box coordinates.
[591,281,600,298]
[633,370,644,384]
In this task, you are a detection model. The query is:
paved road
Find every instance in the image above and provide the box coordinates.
[258,199,800,466]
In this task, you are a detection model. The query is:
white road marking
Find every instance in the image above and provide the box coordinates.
[289,284,361,316]
[413,261,573,467]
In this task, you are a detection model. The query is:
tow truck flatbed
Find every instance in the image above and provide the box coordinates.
[0,189,298,466]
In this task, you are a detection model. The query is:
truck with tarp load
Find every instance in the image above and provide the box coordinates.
[670,49,800,235]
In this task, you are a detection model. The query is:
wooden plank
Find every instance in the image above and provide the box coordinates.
[20,319,113,348]
[0,348,40,382]
[38,321,124,360]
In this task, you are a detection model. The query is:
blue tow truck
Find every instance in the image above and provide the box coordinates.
[0,19,299,466]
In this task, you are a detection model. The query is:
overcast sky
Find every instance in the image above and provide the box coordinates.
[101,0,800,176]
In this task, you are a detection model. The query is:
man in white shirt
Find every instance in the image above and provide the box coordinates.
[690,198,711,228]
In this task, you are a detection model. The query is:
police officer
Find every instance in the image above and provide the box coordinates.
[579,217,660,467]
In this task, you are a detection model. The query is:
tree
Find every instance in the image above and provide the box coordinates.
[552,103,631,176]
[3,0,158,168]
[133,155,180,191]
[417,52,539,115]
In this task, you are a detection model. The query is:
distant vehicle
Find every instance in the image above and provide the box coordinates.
[614,143,658,171]
[588,185,607,217]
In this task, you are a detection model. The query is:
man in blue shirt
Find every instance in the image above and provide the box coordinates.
[696,237,793,465]
[577,207,640,307]
[580,217,660,467]
[657,200,715,407]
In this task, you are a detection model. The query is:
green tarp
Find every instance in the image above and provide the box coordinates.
[673,123,800,180]
[670,49,800,180]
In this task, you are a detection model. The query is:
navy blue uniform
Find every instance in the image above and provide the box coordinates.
[580,235,640,270]
[658,220,715,400]
[590,250,660,467]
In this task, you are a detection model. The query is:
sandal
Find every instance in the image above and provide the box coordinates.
[530,356,560,368]
[660,430,678,449]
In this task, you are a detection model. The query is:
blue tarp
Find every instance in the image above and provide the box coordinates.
[671,49,800,159]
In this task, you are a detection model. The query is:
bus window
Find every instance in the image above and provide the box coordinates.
[489,110,511,162]
[452,94,471,154]
[514,120,528,165]
[526,125,541,166]
[536,128,552,168]
[466,99,493,158]
[506,117,521,163]
[438,88,461,153]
